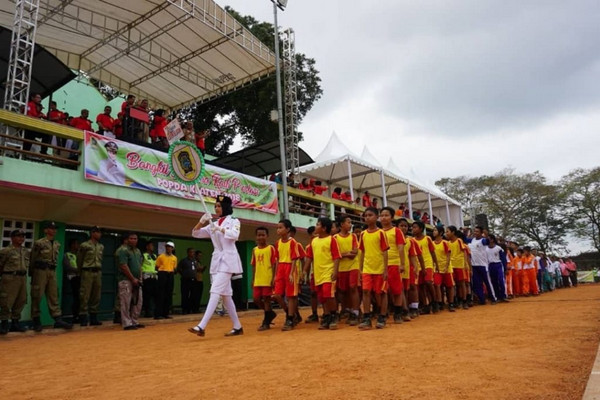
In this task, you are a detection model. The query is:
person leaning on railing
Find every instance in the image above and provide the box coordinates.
[22,93,51,155]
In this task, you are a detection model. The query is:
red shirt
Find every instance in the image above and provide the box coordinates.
[332,192,341,200]
[313,185,327,195]
[150,116,167,138]
[340,192,352,202]
[195,135,205,150]
[96,113,115,131]
[70,117,92,131]
[48,109,66,124]
[26,101,43,118]
[362,194,372,207]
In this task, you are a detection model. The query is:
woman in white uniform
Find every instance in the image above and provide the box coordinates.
[188,195,244,337]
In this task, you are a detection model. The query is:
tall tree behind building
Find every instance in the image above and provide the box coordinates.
[191,7,323,157]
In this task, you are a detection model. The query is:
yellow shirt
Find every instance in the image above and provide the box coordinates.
[434,240,452,273]
[308,236,341,285]
[401,237,421,279]
[359,229,389,275]
[383,227,406,266]
[414,236,435,269]
[156,253,177,272]
[251,245,276,287]
[449,239,466,270]
[275,238,299,264]
[334,233,358,272]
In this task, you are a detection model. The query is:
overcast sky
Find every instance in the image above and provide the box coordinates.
[223,0,600,188]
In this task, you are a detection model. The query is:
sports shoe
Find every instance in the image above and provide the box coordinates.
[376,315,386,329]
[358,316,372,330]
[462,303,469,310]
[402,311,412,322]
[293,311,303,326]
[305,314,319,324]
[432,302,440,313]
[281,318,294,331]
[258,321,270,331]
[225,327,244,337]
[266,310,277,325]
[329,314,339,330]
[318,314,330,330]
[393,313,403,324]
[188,326,205,336]
[409,308,419,319]
[422,305,431,315]
[449,303,456,312]
[348,313,359,326]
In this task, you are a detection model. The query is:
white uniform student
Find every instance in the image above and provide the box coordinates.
[188,195,244,337]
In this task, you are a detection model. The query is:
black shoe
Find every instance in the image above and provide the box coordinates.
[33,317,42,332]
[462,303,469,310]
[0,320,8,335]
[449,303,456,312]
[329,313,339,330]
[123,325,138,331]
[358,315,372,330]
[305,314,319,324]
[281,317,294,331]
[376,314,386,329]
[319,314,331,330]
[9,319,26,332]
[135,324,145,328]
[432,303,440,313]
[293,311,302,326]
[348,313,359,326]
[79,314,89,327]
[53,317,73,330]
[90,314,103,326]
[393,313,403,324]
[258,320,270,331]
[225,327,244,336]
[188,326,205,336]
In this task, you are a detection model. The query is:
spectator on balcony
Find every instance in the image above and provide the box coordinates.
[47,101,66,125]
[361,191,372,207]
[422,212,430,224]
[194,129,210,157]
[133,99,150,144]
[412,210,422,221]
[287,173,297,188]
[150,109,168,150]
[298,178,313,192]
[96,106,116,138]
[396,204,405,217]
[371,197,380,210]
[23,93,50,155]
[332,187,342,200]
[70,109,92,131]
[121,94,136,114]
[313,180,328,195]
[341,190,353,202]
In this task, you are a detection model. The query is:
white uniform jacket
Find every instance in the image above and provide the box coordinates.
[192,215,243,275]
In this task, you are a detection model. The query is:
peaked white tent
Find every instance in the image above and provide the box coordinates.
[299,133,463,226]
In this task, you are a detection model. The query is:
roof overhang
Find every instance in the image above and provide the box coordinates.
[0,0,276,110]
[211,140,314,177]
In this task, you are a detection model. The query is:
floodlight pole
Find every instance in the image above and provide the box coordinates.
[273,0,289,218]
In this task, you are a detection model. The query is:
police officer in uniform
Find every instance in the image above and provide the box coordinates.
[77,226,104,326]
[0,230,29,334]
[141,241,158,318]
[62,239,80,323]
[29,222,72,332]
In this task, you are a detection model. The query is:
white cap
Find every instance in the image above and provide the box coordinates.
[165,241,175,248]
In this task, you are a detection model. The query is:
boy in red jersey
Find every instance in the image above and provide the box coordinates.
[396,218,425,319]
[379,208,406,323]
[412,221,440,314]
[251,227,277,330]
[272,219,301,331]
[289,226,305,324]
[306,217,342,330]
[358,207,390,330]
[334,215,360,325]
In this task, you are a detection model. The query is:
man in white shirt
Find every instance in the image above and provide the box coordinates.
[468,226,497,305]
[486,234,508,302]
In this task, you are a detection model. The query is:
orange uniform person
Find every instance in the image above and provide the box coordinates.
[521,246,539,296]
[513,247,524,296]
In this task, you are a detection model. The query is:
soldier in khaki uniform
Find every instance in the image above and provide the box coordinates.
[29,222,72,332]
[0,230,29,334]
[62,239,80,323]
[77,226,104,326]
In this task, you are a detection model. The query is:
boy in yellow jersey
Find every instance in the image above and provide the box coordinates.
[412,221,440,314]
[272,219,301,331]
[358,207,390,330]
[446,226,470,309]
[396,218,424,319]
[251,227,277,331]
[380,207,406,324]
[303,226,320,323]
[432,226,455,312]
[289,226,305,324]
[334,215,360,325]
[306,217,342,330]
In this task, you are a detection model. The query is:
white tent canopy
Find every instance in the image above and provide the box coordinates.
[300,132,463,226]
[0,0,276,110]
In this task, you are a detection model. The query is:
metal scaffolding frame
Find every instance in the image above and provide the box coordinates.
[3,0,40,114]
[282,28,299,176]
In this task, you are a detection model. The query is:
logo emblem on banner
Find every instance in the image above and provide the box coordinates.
[168,141,205,184]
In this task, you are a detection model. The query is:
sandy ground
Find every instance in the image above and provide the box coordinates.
[1,285,599,400]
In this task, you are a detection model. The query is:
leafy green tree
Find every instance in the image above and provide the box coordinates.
[561,168,600,253]
[192,7,323,157]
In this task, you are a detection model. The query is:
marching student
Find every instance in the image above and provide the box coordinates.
[521,246,539,296]
[334,215,360,326]
[432,226,455,311]
[412,221,440,313]
[289,226,306,324]
[251,227,277,331]
[379,208,407,323]
[504,243,515,298]
[189,195,244,337]
[272,219,302,331]
[358,207,390,330]
[396,218,424,319]
[468,226,497,305]
[303,226,320,323]
[486,235,508,302]
[446,226,470,309]
[306,217,342,330]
